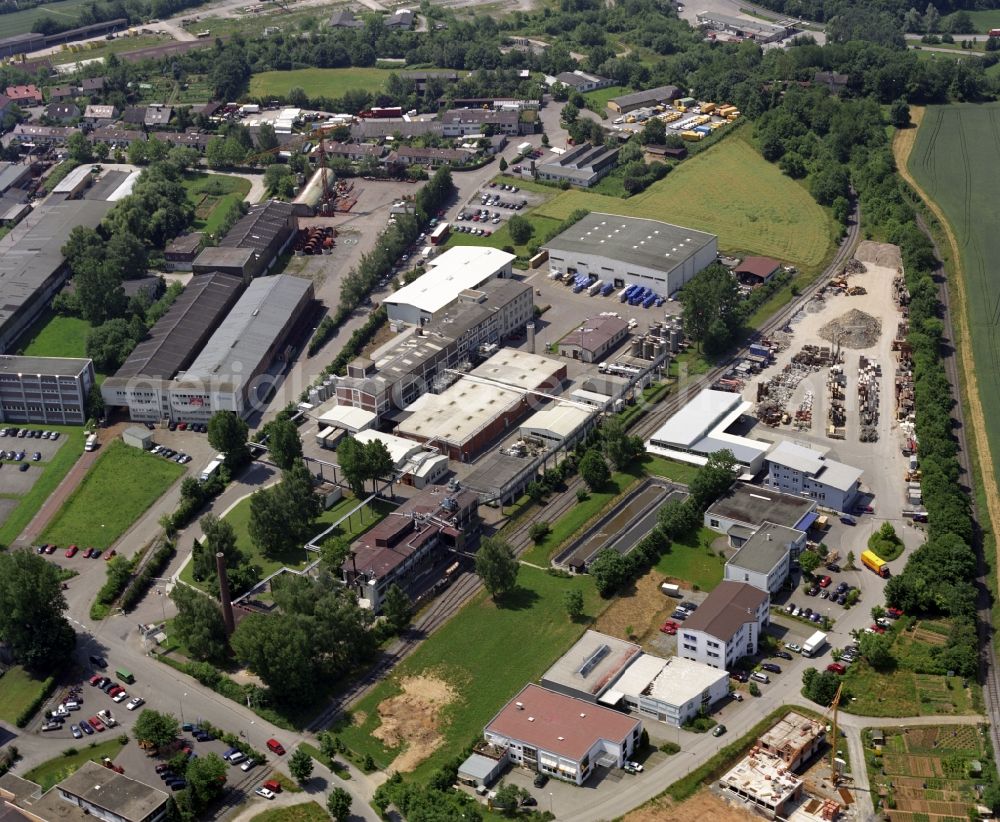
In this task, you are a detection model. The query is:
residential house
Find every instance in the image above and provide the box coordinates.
[387,145,471,167]
[83,104,117,123]
[81,77,106,94]
[144,104,172,127]
[4,85,43,105]
[44,103,79,122]
[48,85,77,101]
[677,581,769,670]
[385,8,413,28]
[328,9,363,27]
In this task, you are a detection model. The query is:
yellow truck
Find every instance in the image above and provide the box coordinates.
[681,130,703,142]
[701,102,717,114]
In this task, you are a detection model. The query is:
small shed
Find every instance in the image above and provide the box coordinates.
[122,426,153,450]
[734,256,781,286]
[457,752,507,788]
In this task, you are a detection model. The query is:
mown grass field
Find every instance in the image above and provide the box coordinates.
[907,103,1000,490]
[249,68,395,99]
[532,130,835,270]
[251,803,330,822]
[17,312,92,361]
[582,84,629,111]
[0,666,51,724]
[41,440,184,549]
[656,526,726,591]
[334,566,602,780]
[182,173,252,234]
[25,740,126,791]
[0,425,86,545]
[943,9,1000,31]
[0,0,94,36]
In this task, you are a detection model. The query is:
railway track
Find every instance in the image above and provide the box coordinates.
[311,204,862,730]
[916,215,1000,757]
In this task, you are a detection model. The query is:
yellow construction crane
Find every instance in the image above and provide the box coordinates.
[828,682,844,779]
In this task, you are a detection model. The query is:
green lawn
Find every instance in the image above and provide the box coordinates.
[16,312,100,372]
[0,0,95,36]
[24,740,126,791]
[655,526,726,591]
[179,493,393,592]
[942,9,1000,32]
[249,68,396,99]
[40,441,184,550]
[0,425,87,545]
[582,84,629,111]
[182,173,252,234]
[0,666,50,724]
[335,566,602,780]
[638,455,701,485]
[444,213,563,260]
[251,803,330,822]
[532,130,836,271]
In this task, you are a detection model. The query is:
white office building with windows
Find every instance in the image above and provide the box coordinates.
[678,581,770,670]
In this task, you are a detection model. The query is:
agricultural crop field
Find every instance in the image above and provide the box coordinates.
[249,68,395,99]
[907,103,1000,489]
[866,725,991,821]
[532,131,836,271]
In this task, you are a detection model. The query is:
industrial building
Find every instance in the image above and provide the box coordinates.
[645,388,769,476]
[0,199,113,353]
[483,684,642,785]
[548,70,614,92]
[384,246,515,325]
[604,654,729,726]
[678,581,769,670]
[191,200,298,281]
[101,272,243,422]
[342,485,479,611]
[395,349,566,461]
[169,275,313,422]
[723,522,806,594]
[719,712,826,818]
[734,256,781,286]
[558,315,629,363]
[535,143,620,188]
[607,85,682,114]
[351,429,450,488]
[519,401,596,449]
[51,165,94,199]
[440,108,520,137]
[764,440,863,513]
[0,356,95,425]
[704,482,818,545]
[0,760,169,822]
[333,277,532,419]
[696,11,788,42]
[540,630,642,702]
[544,213,717,296]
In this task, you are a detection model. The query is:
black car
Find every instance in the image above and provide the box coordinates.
[761,662,782,674]
[730,670,749,683]
[101,680,118,693]
[533,773,548,788]
[89,655,107,668]
[159,771,175,781]
[826,563,841,572]
[520,796,537,807]
[773,651,793,660]
[679,601,698,611]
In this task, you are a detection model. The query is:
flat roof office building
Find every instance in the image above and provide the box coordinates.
[0,355,95,425]
[544,212,717,297]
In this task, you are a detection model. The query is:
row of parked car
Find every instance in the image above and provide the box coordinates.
[151,445,192,464]
[0,427,59,440]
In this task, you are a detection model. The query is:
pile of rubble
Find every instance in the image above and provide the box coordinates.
[858,354,881,441]
[755,346,839,427]
[819,309,882,350]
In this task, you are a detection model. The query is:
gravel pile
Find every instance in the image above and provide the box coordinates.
[819,308,882,349]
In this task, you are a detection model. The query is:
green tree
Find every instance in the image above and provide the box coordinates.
[579,450,610,491]
[230,612,320,706]
[601,416,639,470]
[264,164,295,198]
[564,588,584,620]
[507,214,533,245]
[86,319,143,372]
[888,99,910,129]
[133,709,179,748]
[859,631,894,670]
[0,549,76,673]
[656,498,699,539]
[289,748,313,784]
[589,549,631,597]
[642,117,666,145]
[337,437,367,498]
[529,521,550,543]
[561,102,579,124]
[498,156,508,172]
[802,668,840,706]
[327,787,353,822]
[207,411,250,469]
[382,583,412,632]
[679,264,742,353]
[688,449,737,509]
[247,487,292,559]
[474,536,519,601]
[66,132,93,164]
[171,584,229,662]
[264,418,302,470]
[184,753,227,810]
[798,549,821,578]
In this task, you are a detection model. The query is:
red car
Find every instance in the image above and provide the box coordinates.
[89,675,102,686]
[104,550,117,561]
[818,575,832,588]
[83,547,94,559]
[659,621,678,635]
[827,663,846,675]
[108,687,124,698]
[870,624,886,634]
[886,607,904,618]
[65,545,78,558]
[89,716,105,732]
[178,422,187,431]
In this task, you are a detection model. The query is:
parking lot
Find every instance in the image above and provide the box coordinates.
[453,181,533,238]
[0,426,68,504]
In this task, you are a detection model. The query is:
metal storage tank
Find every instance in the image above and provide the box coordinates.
[642,337,654,359]
[669,328,681,352]
[631,337,644,357]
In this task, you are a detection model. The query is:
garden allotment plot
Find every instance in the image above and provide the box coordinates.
[908,103,1000,485]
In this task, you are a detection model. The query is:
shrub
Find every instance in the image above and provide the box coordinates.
[16,677,56,728]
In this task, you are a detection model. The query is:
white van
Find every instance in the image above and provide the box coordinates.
[750,672,770,684]
[660,583,681,597]
[228,752,246,765]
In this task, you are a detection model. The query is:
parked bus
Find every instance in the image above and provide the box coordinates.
[429,222,450,245]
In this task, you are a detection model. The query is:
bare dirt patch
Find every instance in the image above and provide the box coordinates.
[594,568,671,646]
[373,674,456,773]
[854,240,902,269]
[623,789,759,822]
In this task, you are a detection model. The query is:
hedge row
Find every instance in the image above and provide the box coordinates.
[15,677,56,728]
[119,541,175,614]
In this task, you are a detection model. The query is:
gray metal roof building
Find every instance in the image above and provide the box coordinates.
[192,200,298,281]
[0,199,113,353]
[535,143,620,188]
[607,85,682,114]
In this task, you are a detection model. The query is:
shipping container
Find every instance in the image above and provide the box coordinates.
[588,279,604,295]
[681,130,703,142]
[601,282,615,296]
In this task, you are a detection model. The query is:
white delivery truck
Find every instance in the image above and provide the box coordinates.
[801,630,828,658]
[660,583,681,597]
[199,453,226,482]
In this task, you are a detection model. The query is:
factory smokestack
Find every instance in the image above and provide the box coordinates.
[526,322,536,354]
[216,552,236,636]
